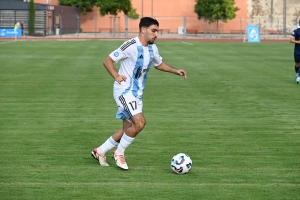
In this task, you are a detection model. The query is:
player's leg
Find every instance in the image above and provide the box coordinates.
[99,119,132,152]
[112,94,145,169]
[294,51,300,83]
[115,113,145,154]
[296,62,300,84]
[113,113,146,170]
[91,119,132,166]
[111,119,132,142]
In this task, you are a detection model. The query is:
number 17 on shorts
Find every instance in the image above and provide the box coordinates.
[115,93,143,119]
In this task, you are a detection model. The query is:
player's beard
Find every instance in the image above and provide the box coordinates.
[148,37,156,44]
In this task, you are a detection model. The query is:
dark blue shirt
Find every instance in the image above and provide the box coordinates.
[291,28,300,52]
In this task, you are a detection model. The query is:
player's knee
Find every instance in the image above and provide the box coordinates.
[133,118,146,132]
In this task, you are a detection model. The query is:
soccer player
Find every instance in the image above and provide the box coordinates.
[91,17,187,170]
[290,26,300,84]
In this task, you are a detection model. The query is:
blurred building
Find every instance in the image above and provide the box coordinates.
[1,0,299,35]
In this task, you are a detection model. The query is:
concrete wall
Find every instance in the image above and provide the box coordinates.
[79,0,248,34]
[248,0,299,33]
[34,0,59,5]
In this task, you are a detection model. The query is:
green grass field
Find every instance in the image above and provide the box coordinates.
[0,40,299,199]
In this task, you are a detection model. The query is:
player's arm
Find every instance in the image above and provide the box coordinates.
[155,61,187,79]
[290,36,300,44]
[103,56,127,84]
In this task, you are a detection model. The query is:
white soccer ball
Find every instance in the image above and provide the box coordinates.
[171,153,192,174]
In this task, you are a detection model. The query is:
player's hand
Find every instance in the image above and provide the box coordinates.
[176,69,187,79]
[115,75,127,84]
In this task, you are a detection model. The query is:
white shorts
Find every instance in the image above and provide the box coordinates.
[114,93,143,120]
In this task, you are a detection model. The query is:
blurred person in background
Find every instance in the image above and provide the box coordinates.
[290,24,300,84]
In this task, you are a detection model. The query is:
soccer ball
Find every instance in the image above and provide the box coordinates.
[171,153,192,174]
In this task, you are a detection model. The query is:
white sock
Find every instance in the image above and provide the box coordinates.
[97,136,119,155]
[115,133,135,155]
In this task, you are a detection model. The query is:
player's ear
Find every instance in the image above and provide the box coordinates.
[141,27,147,34]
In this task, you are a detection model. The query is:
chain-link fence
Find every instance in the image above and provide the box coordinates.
[0,10,54,36]
[1,14,298,39]
[0,5,79,37]
[58,15,298,39]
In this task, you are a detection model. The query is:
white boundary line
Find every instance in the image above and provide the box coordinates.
[0,55,94,59]
[181,41,194,45]
[0,41,16,45]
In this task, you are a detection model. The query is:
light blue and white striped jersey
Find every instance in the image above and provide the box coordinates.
[109,36,163,99]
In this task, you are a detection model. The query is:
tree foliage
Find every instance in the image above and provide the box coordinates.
[28,0,35,35]
[96,0,139,19]
[126,7,139,20]
[59,0,97,15]
[194,0,239,23]
[59,0,138,19]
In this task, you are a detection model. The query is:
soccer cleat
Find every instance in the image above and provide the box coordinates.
[91,148,109,166]
[296,77,300,84]
[112,150,128,170]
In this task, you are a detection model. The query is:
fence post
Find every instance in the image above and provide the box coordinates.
[113,16,117,38]
[183,16,186,39]
[204,18,206,39]
[271,0,274,28]
[210,22,212,38]
[283,0,286,37]
[216,21,218,39]
[76,14,80,38]
[221,18,224,38]
[277,18,279,40]
[59,14,62,37]
[240,17,242,39]
[296,8,299,29]
[94,14,97,38]
[258,18,260,35]
[125,15,128,38]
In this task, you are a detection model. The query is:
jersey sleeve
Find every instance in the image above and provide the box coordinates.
[109,42,130,63]
[291,31,296,37]
[152,45,163,67]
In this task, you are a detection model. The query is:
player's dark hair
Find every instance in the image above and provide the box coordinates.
[139,17,159,31]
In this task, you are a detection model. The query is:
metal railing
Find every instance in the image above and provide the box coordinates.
[1,14,298,39]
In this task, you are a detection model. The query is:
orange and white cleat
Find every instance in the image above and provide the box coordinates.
[112,150,128,170]
[91,148,109,166]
